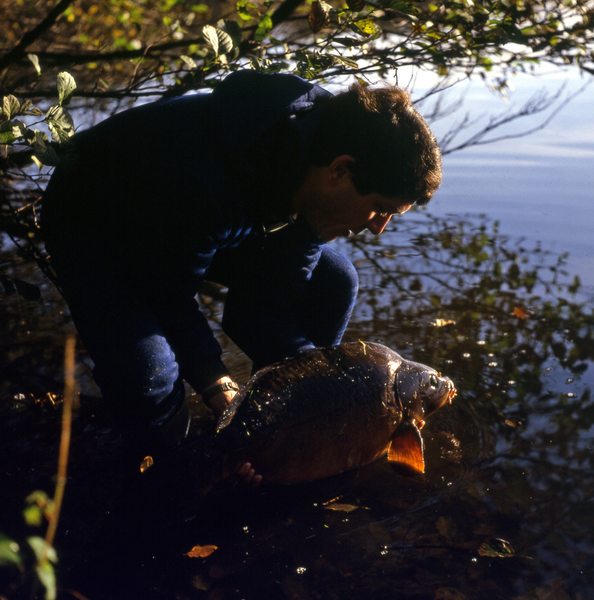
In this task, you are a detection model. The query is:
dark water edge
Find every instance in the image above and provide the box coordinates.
[1,212,593,600]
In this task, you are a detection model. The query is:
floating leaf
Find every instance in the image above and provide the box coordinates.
[185,544,218,558]
[57,72,76,106]
[512,306,532,319]
[432,319,455,327]
[478,537,516,558]
[324,502,360,513]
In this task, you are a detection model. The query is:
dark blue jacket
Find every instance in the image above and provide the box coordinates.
[42,70,334,389]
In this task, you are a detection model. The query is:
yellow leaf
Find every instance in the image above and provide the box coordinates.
[185,544,218,558]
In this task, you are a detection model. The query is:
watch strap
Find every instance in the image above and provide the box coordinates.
[201,381,240,405]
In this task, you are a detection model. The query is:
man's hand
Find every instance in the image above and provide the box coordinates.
[201,376,238,417]
[201,377,262,489]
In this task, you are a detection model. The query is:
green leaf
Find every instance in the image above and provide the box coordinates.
[27,536,58,564]
[180,54,198,69]
[330,54,359,69]
[254,14,273,41]
[57,72,76,106]
[0,534,22,567]
[350,18,380,38]
[0,121,16,144]
[202,24,233,56]
[32,130,60,166]
[28,53,41,75]
[45,105,75,142]
[23,503,44,526]
[236,0,257,21]
[2,95,20,120]
[217,19,242,50]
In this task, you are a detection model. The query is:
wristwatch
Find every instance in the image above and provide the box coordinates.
[201,380,240,405]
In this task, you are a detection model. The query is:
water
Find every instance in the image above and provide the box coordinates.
[1,68,593,600]
[418,66,594,293]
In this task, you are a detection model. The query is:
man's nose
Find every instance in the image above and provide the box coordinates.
[367,214,392,235]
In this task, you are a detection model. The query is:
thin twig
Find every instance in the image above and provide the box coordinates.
[44,334,76,553]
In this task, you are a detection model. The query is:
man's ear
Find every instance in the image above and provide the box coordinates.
[328,155,355,185]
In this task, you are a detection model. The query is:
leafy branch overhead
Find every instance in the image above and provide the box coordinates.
[0,0,592,98]
[0,70,76,167]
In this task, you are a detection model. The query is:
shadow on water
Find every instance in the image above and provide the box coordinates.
[1,212,593,600]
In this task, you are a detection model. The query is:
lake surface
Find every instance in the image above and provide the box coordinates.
[416,67,594,294]
[1,67,593,600]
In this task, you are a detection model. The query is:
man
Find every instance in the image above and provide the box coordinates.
[41,69,441,478]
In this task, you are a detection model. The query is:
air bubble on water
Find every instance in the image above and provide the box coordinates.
[463,353,470,358]
[296,567,307,574]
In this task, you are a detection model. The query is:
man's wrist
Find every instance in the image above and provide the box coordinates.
[201,378,240,405]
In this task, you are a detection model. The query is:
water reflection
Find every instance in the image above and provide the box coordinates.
[1,212,593,599]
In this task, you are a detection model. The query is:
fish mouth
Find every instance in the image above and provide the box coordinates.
[423,377,456,419]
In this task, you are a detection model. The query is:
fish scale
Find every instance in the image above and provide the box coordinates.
[141,342,455,500]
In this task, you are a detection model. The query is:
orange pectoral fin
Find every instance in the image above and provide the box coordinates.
[387,421,425,474]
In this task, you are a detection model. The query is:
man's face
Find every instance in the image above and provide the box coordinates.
[293,155,414,243]
[308,187,412,242]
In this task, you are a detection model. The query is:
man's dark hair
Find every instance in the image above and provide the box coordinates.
[309,84,442,205]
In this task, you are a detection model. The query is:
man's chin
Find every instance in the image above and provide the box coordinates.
[317,228,352,242]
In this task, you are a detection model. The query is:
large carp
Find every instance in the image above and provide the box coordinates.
[143,342,455,497]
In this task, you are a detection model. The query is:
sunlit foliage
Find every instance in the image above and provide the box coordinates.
[0,0,592,97]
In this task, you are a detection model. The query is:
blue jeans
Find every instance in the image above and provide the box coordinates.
[54,245,358,433]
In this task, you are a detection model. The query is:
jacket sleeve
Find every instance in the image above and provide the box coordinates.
[219,221,326,370]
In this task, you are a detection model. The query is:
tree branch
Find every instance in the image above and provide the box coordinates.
[0,0,76,73]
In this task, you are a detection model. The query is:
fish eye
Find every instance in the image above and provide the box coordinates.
[429,375,438,387]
